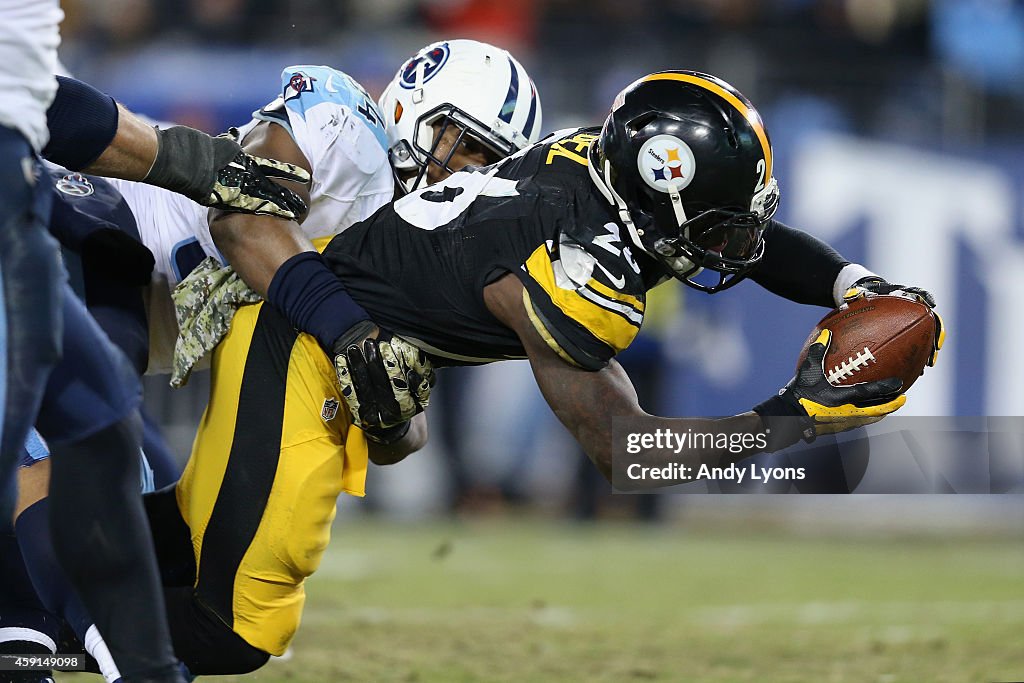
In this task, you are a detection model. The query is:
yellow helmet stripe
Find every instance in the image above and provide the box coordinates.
[640,72,773,183]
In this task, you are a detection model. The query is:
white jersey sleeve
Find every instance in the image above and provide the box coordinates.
[235,65,395,244]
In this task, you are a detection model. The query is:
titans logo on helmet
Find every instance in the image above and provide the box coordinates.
[284,72,316,102]
[399,42,450,90]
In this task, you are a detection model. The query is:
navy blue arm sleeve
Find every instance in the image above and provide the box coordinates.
[43,76,120,171]
[749,220,848,308]
[266,251,371,352]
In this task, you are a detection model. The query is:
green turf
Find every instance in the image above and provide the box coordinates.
[60,518,1024,682]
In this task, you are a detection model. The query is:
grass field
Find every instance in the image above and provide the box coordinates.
[62,516,1024,683]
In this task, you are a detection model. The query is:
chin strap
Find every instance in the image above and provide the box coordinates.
[586,149,645,247]
[586,146,700,280]
[666,181,688,234]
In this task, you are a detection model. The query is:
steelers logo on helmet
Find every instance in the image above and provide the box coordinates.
[637,134,696,194]
[399,42,451,90]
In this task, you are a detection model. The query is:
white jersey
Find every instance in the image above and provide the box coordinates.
[0,0,63,150]
[109,65,394,374]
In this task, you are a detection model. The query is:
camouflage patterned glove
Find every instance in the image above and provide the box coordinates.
[205,144,311,219]
[144,125,310,219]
[334,329,435,432]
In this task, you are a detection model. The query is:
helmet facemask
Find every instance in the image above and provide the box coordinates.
[393,103,517,194]
[648,176,779,293]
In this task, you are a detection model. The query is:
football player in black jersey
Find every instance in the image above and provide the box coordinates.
[324,71,941,480]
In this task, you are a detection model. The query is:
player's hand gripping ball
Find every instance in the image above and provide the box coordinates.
[755,326,908,450]
[842,277,944,367]
[802,292,943,392]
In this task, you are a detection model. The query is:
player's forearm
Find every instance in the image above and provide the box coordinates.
[749,220,852,308]
[613,412,770,490]
[487,273,772,486]
[535,358,642,479]
[82,103,159,180]
[565,395,770,485]
[210,210,315,297]
[367,414,428,466]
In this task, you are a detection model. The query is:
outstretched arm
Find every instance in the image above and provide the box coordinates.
[482,273,766,483]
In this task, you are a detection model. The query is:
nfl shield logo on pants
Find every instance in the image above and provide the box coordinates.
[321,398,340,422]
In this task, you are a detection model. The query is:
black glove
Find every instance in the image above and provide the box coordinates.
[205,143,311,219]
[844,277,944,367]
[333,327,435,440]
[753,329,906,451]
[145,125,311,219]
[846,276,936,308]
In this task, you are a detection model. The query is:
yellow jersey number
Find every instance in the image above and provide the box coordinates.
[545,132,598,167]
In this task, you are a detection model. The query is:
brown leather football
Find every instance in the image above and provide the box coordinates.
[798,294,938,392]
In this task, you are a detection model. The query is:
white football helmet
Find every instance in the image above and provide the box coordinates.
[379,39,543,193]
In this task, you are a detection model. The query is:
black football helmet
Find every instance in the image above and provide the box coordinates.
[588,71,780,293]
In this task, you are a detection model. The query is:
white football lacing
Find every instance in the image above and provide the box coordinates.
[827,347,877,383]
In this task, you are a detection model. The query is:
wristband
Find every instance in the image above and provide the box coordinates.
[752,394,812,451]
[363,420,411,445]
[266,251,371,351]
[143,126,240,202]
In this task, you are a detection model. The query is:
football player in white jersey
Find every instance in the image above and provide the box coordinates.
[114,39,542,410]
[8,39,543,677]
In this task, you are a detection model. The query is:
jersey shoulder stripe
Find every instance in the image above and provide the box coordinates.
[519,239,643,369]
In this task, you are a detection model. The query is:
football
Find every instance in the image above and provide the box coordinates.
[798,294,938,392]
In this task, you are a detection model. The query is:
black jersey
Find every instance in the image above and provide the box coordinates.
[322,128,664,369]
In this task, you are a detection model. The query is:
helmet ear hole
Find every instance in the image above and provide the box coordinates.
[724,126,739,149]
[626,111,658,137]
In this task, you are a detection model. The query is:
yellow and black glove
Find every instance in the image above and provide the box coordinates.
[843,277,945,367]
[334,328,435,443]
[753,329,906,451]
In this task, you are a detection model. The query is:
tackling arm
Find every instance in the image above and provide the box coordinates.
[209,121,434,436]
[208,120,374,351]
[208,121,316,295]
[44,75,308,218]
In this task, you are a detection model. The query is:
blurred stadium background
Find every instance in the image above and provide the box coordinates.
[55,0,1023,680]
